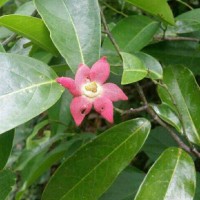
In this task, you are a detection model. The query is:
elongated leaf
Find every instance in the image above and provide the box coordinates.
[159,65,200,145]
[144,41,200,75]
[100,166,145,200]
[135,52,163,80]
[0,15,58,55]
[126,0,174,25]
[151,103,182,133]
[134,148,196,200]
[34,0,101,73]
[0,53,63,134]
[0,130,14,170]
[103,16,159,54]
[42,118,151,200]
[0,170,15,200]
[121,52,147,84]
[0,43,5,52]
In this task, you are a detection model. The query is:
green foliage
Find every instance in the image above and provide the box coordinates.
[0,0,200,200]
[134,148,196,200]
[34,0,101,73]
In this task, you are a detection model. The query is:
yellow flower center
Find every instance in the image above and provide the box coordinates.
[82,81,101,98]
[85,82,97,93]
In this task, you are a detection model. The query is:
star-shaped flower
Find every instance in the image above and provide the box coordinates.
[56,57,128,126]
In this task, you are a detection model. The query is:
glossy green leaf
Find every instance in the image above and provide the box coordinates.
[100,166,145,200]
[159,65,200,145]
[144,41,200,75]
[173,9,200,34]
[0,130,14,170]
[121,52,147,84]
[103,16,159,54]
[34,0,101,73]
[125,0,174,25]
[135,52,163,80]
[42,118,151,200]
[134,148,196,200]
[0,53,63,134]
[0,15,58,55]
[151,103,182,133]
[0,43,5,52]
[142,127,177,161]
[0,170,15,200]
[0,0,8,8]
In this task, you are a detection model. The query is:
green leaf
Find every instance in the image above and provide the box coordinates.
[171,8,200,34]
[103,16,159,53]
[0,15,58,55]
[142,127,177,161]
[125,0,174,25]
[34,0,101,73]
[134,148,196,200]
[100,166,145,200]
[143,41,200,75]
[0,43,5,52]
[0,0,8,8]
[150,103,182,133]
[0,130,14,170]
[121,52,147,84]
[159,65,200,145]
[0,53,63,134]
[194,172,200,200]
[0,170,15,200]
[134,52,163,80]
[42,118,151,200]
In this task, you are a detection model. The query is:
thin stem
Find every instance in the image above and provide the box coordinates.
[102,2,128,17]
[154,36,200,42]
[176,0,193,10]
[2,33,17,46]
[100,7,122,59]
[135,82,200,158]
[115,105,148,115]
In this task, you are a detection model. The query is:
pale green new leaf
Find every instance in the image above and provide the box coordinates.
[121,52,147,84]
[126,0,174,25]
[0,15,58,55]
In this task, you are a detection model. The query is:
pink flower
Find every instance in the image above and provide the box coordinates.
[56,57,128,126]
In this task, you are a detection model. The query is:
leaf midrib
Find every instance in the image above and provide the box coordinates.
[61,0,85,64]
[0,80,56,100]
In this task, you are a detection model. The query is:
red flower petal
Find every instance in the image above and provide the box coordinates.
[102,83,128,102]
[75,64,90,90]
[90,57,110,84]
[70,96,92,126]
[94,97,113,123]
[56,77,80,96]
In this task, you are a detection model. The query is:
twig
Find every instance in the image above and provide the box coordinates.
[102,2,128,17]
[100,7,122,59]
[135,82,200,158]
[115,105,148,115]
[2,33,17,46]
[154,36,200,42]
